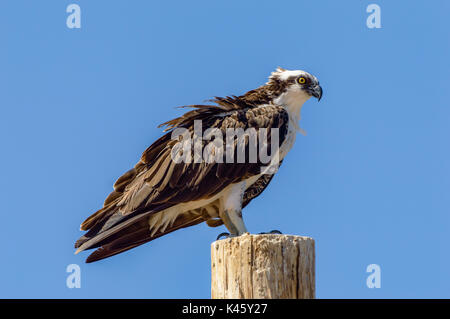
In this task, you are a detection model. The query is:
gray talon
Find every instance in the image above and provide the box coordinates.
[216,232,230,240]
[259,230,283,235]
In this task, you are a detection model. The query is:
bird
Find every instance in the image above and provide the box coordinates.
[74,67,322,263]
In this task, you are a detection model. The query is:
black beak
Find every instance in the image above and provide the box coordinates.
[310,84,322,101]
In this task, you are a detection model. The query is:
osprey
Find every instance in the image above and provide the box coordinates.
[75,67,322,262]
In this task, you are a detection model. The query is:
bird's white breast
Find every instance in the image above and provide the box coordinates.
[274,87,311,161]
[279,120,298,160]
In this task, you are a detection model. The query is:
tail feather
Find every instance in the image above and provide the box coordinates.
[74,206,121,249]
[79,201,119,232]
[85,215,204,263]
[80,163,143,232]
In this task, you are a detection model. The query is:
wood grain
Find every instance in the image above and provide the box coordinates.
[211,234,315,299]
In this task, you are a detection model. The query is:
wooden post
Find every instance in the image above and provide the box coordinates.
[211,233,315,299]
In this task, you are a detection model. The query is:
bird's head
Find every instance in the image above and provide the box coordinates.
[267,67,322,104]
[239,67,322,119]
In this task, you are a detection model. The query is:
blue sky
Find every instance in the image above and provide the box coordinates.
[0,1,449,298]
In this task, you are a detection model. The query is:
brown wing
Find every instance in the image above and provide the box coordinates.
[75,101,289,262]
[242,160,283,209]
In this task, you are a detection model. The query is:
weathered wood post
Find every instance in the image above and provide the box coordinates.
[211,233,315,299]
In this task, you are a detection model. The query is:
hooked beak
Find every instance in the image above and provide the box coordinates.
[309,84,322,101]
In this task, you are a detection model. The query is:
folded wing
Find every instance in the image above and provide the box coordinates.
[75,99,289,262]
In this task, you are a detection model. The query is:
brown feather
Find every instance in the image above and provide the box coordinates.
[85,213,205,263]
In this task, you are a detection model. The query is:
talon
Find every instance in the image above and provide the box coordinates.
[216,232,230,240]
[258,230,283,235]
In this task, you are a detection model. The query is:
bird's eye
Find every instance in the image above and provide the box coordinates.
[297,76,307,85]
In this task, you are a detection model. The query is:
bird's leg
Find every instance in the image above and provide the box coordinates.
[219,208,248,237]
[216,182,248,240]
